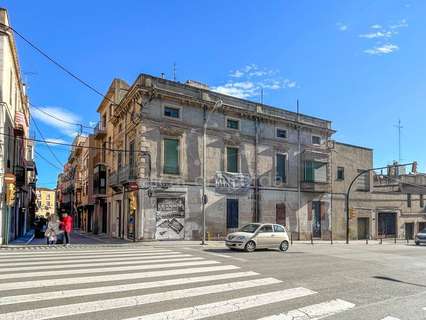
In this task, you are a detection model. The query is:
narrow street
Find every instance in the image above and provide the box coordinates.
[1,238,426,319]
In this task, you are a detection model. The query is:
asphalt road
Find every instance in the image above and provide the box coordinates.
[0,241,425,319]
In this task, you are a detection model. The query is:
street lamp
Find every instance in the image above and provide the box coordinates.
[201,99,223,245]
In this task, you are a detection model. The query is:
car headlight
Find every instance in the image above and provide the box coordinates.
[235,236,246,241]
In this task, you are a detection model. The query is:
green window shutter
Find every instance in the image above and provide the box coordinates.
[164,139,179,174]
[304,161,314,182]
[276,154,286,182]
[227,147,238,173]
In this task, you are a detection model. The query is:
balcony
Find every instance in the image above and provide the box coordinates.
[94,122,107,139]
[301,181,330,193]
[108,164,138,187]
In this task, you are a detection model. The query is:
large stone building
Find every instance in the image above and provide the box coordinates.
[0,8,37,244]
[57,73,424,242]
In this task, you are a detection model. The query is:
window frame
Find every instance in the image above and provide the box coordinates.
[162,137,181,175]
[311,135,322,145]
[273,225,286,233]
[276,128,288,139]
[275,152,287,184]
[226,146,239,173]
[337,166,345,180]
[162,104,182,120]
[304,160,327,183]
[225,117,240,131]
[258,224,273,233]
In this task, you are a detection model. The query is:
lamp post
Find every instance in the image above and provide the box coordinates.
[345,162,414,244]
[201,99,223,245]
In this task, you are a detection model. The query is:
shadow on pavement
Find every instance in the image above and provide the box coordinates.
[373,276,426,288]
[203,248,305,254]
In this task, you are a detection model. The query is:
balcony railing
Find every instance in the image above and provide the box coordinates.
[108,164,138,187]
[94,122,107,138]
[300,181,330,193]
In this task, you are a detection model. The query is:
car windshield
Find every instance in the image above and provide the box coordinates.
[238,224,260,233]
[421,229,426,233]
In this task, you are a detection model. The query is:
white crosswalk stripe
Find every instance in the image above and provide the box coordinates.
[257,299,355,320]
[0,246,357,320]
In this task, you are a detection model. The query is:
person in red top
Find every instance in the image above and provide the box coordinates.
[60,213,73,246]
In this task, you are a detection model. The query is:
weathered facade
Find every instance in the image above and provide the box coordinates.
[100,74,334,241]
[331,142,426,240]
[0,8,36,244]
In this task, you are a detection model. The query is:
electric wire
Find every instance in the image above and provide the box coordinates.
[34,150,62,171]
[0,22,115,105]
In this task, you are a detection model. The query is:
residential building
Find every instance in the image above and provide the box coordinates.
[35,187,56,218]
[0,8,36,244]
[331,142,426,240]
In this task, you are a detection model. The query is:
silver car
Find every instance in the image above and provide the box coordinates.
[225,223,290,252]
[415,228,426,245]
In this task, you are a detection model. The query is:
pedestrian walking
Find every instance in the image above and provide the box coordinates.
[45,214,60,245]
[60,212,73,246]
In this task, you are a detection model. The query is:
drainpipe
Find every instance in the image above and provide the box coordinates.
[254,106,259,222]
[297,100,301,240]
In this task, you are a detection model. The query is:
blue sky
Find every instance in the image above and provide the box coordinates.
[2,0,425,188]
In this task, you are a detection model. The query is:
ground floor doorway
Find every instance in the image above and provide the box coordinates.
[405,222,414,240]
[276,203,286,226]
[378,212,397,237]
[312,201,321,238]
[357,217,369,240]
[155,197,185,240]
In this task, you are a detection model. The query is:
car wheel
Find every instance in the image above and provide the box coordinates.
[245,241,256,252]
[415,241,420,246]
[279,240,289,252]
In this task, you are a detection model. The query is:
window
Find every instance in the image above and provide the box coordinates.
[164,138,180,174]
[259,225,273,233]
[304,161,327,182]
[226,199,239,228]
[129,141,135,176]
[276,153,286,183]
[407,194,412,208]
[337,167,345,180]
[274,225,285,232]
[117,151,122,170]
[46,194,50,200]
[102,114,107,127]
[421,194,424,208]
[312,135,321,145]
[164,106,180,118]
[226,147,238,173]
[276,129,287,139]
[227,119,239,130]
[109,104,113,120]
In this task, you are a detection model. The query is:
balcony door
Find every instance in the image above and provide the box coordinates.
[312,201,321,238]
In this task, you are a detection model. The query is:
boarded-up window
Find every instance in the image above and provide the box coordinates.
[304,161,327,183]
[227,147,238,173]
[164,138,179,174]
[276,154,286,182]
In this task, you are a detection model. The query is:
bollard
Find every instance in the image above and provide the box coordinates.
[290,232,293,245]
[394,236,397,244]
[380,237,382,244]
[330,231,333,245]
[311,233,313,245]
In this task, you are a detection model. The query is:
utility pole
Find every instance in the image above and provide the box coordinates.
[394,119,403,163]
[297,99,301,240]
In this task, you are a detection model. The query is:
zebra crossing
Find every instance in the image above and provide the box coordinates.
[0,245,388,319]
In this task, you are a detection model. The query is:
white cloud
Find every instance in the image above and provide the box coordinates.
[370,24,383,29]
[31,106,81,138]
[336,22,348,31]
[213,66,297,99]
[44,138,67,146]
[359,30,396,39]
[89,121,97,127]
[390,19,408,29]
[364,44,399,55]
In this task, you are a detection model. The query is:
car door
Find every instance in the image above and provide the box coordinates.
[255,224,274,248]
[273,224,287,246]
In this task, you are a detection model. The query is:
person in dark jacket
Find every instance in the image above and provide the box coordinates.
[60,213,73,246]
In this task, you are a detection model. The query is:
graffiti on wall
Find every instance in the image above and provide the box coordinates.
[155,198,185,240]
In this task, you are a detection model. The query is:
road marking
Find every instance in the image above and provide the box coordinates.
[381,317,401,320]
[0,265,240,291]
[123,287,316,320]
[0,253,191,267]
[0,251,180,263]
[0,278,282,320]
[257,299,355,319]
[0,260,219,280]
[0,256,202,272]
[0,271,259,306]
[0,248,169,256]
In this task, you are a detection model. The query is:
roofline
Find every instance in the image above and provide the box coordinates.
[335,141,373,151]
